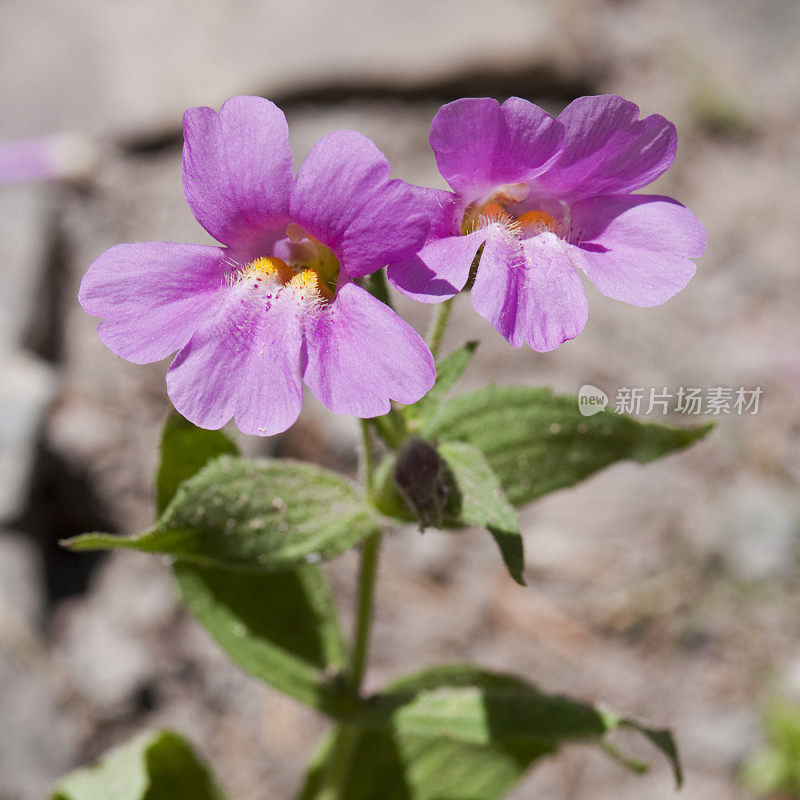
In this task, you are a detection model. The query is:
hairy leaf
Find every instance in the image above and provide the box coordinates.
[65,456,381,571]
[174,562,347,713]
[424,385,712,506]
[298,665,680,800]
[437,442,524,585]
[156,413,238,515]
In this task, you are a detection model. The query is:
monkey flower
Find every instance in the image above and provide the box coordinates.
[80,97,435,436]
[387,95,706,351]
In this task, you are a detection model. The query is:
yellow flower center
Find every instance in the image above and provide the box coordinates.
[286,266,334,301]
[284,225,340,293]
[234,227,339,303]
[243,256,293,283]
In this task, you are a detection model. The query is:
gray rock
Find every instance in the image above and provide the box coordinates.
[0,351,57,523]
[0,184,51,352]
[0,0,582,139]
[778,651,800,703]
[0,531,44,627]
[0,645,80,800]
[722,478,800,582]
[0,184,58,523]
[54,552,177,713]
[0,535,78,800]
[680,704,761,767]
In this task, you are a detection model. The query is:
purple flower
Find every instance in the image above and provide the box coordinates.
[80,96,434,436]
[387,95,706,351]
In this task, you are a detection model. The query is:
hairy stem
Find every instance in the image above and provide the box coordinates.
[348,531,381,691]
[371,407,407,449]
[316,727,358,800]
[317,428,383,799]
[359,419,376,496]
[352,420,381,689]
[426,297,454,361]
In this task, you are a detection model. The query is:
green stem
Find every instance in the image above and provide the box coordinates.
[348,531,381,691]
[426,297,454,361]
[371,407,407,449]
[316,726,358,800]
[359,419,376,496]
[317,428,383,799]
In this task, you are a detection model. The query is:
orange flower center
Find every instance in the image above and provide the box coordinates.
[462,198,561,238]
[516,209,559,233]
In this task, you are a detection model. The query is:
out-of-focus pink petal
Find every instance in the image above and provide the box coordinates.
[182,96,292,249]
[471,228,588,351]
[290,131,429,279]
[0,134,98,185]
[535,95,677,202]
[570,194,705,306]
[429,97,564,201]
[79,242,225,364]
[302,282,434,417]
[166,288,303,436]
[388,230,485,303]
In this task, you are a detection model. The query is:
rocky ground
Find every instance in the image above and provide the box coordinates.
[1,0,800,798]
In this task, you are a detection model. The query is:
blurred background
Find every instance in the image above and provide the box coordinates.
[1,0,799,798]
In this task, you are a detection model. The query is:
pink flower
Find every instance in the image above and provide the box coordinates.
[80,97,434,436]
[388,95,706,351]
[0,134,97,184]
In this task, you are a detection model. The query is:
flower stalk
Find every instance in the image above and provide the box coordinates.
[426,296,454,361]
[318,429,384,799]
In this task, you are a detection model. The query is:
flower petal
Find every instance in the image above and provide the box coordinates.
[302,282,435,417]
[182,96,292,249]
[429,97,564,201]
[471,229,588,351]
[166,288,303,436]
[79,242,225,364]
[388,230,485,304]
[570,194,705,306]
[410,185,461,244]
[535,95,677,202]
[290,131,429,279]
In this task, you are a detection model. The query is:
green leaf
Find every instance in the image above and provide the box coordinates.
[298,665,680,800]
[174,561,348,714]
[51,729,226,800]
[407,342,478,424]
[371,453,412,523]
[296,728,428,800]
[295,731,337,800]
[156,413,238,515]
[296,725,550,800]
[65,456,381,571]
[437,442,524,585]
[362,665,606,745]
[424,385,713,506]
[600,712,682,787]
